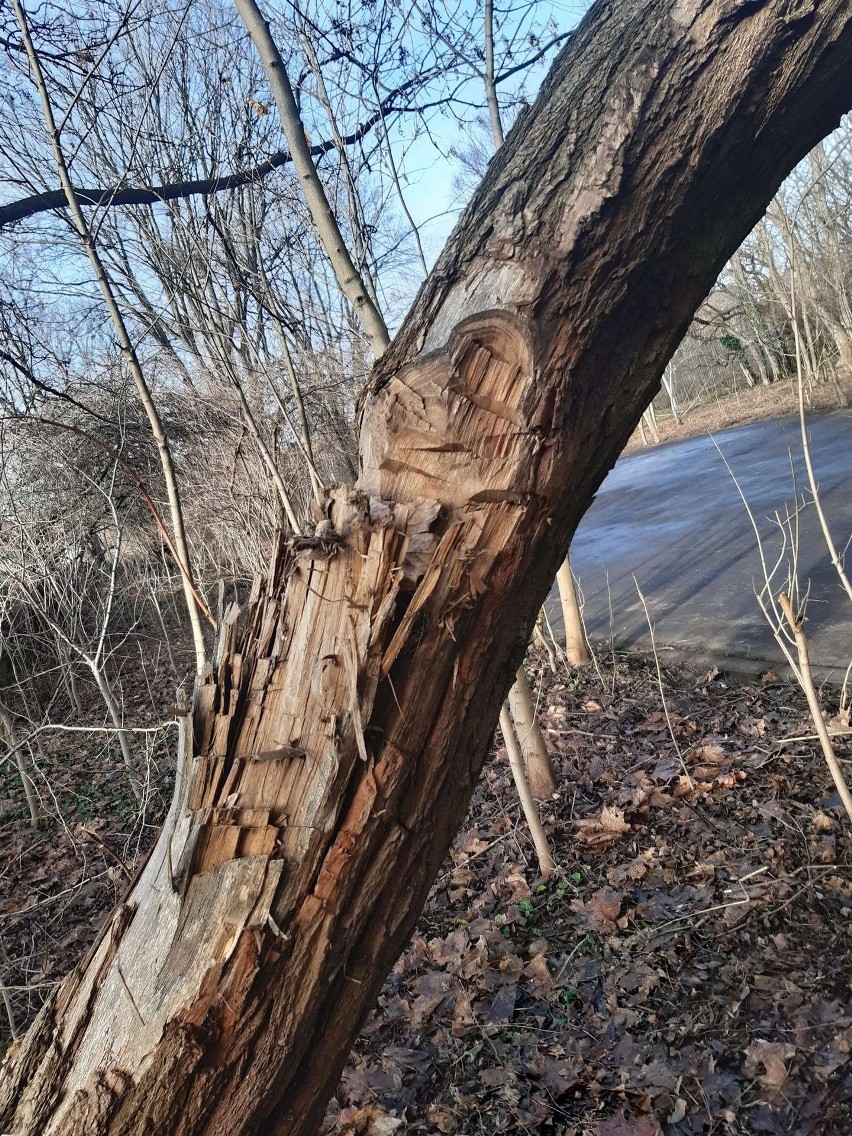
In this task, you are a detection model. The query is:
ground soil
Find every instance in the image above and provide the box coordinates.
[1,647,850,1134]
[324,647,852,1136]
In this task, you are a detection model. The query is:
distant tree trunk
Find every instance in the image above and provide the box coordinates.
[738,357,759,387]
[661,364,681,425]
[484,0,505,149]
[0,707,38,828]
[828,326,852,388]
[3,2,852,1134]
[642,402,661,444]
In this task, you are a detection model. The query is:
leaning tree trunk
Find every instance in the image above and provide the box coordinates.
[3,2,852,1133]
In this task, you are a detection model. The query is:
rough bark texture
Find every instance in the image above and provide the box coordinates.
[3,2,852,1133]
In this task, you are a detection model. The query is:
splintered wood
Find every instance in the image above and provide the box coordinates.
[187,513,411,880]
[359,314,538,507]
[179,312,543,895]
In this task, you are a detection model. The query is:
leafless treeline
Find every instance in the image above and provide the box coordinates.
[649,118,852,425]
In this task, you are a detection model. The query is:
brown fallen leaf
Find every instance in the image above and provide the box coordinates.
[410,972,451,1029]
[576,805,630,847]
[480,1065,515,1088]
[608,849,659,885]
[693,743,725,763]
[425,1103,457,1134]
[523,953,553,990]
[812,810,836,833]
[826,705,850,732]
[337,1105,404,1135]
[428,927,469,969]
[484,982,517,1026]
[743,1039,796,1092]
[813,1026,852,1081]
[572,887,625,932]
[450,866,477,887]
[503,863,533,900]
[538,1053,582,1095]
[455,833,489,858]
[453,990,476,1032]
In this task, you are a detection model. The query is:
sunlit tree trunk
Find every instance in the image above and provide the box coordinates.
[661,364,681,425]
[234,0,390,358]
[508,665,557,799]
[500,704,555,875]
[556,557,591,667]
[643,401,660,443]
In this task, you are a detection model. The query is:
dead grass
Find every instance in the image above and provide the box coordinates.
[624,374,852,455]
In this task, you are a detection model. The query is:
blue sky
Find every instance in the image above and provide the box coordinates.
[388,1,589,270]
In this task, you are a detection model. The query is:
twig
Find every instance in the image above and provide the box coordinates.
[633,579,694,790]
[533,622,558,673]
[774,729,852,745]
[0,976,17,1039]
[79,826,134,880]
[778,593,852,822]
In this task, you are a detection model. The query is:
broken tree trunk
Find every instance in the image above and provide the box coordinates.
[3,1,852,1133]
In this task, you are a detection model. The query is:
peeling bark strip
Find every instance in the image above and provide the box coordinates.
[3,2,852,1133]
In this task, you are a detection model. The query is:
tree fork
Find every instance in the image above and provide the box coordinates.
[3,1,852,1133]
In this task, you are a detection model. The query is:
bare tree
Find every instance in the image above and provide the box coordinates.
[662,115,852,425]
[507,665,557,799]
[10,0,211,671]
[235,0,391,358]
[2,4,851,1135]
[556,556,591,666]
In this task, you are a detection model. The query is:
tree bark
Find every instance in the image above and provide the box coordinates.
[3,2,852,1134]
